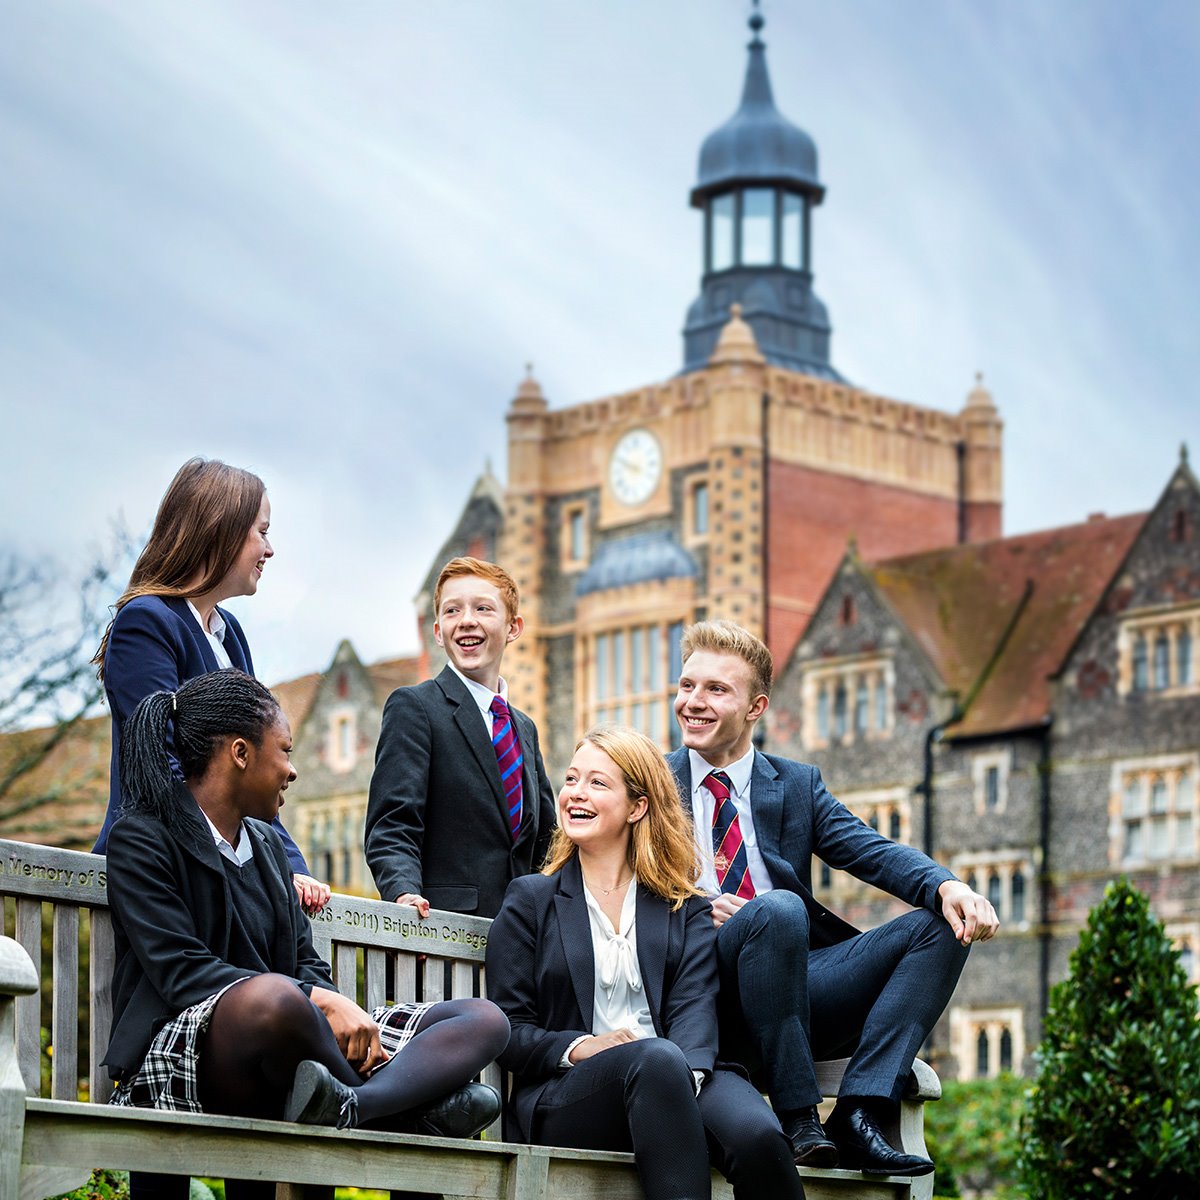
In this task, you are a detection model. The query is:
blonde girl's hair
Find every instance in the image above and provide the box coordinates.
[541,725,701,909]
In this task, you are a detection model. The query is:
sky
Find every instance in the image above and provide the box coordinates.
[2,0,1197,688]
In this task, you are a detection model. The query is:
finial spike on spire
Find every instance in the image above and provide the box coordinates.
[749,0,764,44]
[1182,442,1190,465]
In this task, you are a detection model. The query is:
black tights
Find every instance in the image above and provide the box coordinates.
[198,973,509,1124]
[132,975,509,1200]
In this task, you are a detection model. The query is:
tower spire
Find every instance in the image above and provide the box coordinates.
[681,8,841,379]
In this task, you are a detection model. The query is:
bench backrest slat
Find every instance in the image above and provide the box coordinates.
[15,897,42,1096]
[51,904,79,1100]
[89,908,114,1104]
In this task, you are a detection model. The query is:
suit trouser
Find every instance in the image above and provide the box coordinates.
[531,1039,804,1200]
[716,891,970,1110]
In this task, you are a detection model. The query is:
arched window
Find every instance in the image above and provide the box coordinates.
[1178,627,1192,686]
[999,1028,1013,1073]
[889,809,902,841]
[1154,634,1170,689]
[817,685,830,741]
[1132,635,1148,691]
[868,812,880,832]
[966,872,978,894]
[840,594,857,626]
[819,860,832,889]
[987,871,1003,912]
[976,1028,990,1078]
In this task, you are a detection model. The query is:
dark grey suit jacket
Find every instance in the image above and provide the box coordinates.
[485,858,718,1141]
[365,666,557,917]
[666,747,954,947]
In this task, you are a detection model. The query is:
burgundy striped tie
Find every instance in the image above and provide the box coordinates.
[705,770,755,899]
[491,694,523,839]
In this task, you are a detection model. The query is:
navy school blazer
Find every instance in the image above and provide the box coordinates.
[666,746,954,948]
[94,594,307,872]
[103,784,333,1080]
[485,857,719,1142]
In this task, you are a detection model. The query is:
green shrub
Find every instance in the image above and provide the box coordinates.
[924,1075,1024,1198]
[1019,879,1200,1198]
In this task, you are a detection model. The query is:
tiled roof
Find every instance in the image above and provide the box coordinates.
[865,512,1147,738]
[367,656,422,706]
[272,671,322,735]
[0,714,111,850]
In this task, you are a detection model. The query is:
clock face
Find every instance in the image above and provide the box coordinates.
[609,428,663,507]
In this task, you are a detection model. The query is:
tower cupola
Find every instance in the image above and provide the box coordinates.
[682,5,841,380]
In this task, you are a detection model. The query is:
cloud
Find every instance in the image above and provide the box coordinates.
[1,0,1196,684]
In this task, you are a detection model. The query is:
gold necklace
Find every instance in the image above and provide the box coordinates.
[586,873,633,897]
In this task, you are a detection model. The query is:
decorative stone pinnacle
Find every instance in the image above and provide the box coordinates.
[708,303,766,367]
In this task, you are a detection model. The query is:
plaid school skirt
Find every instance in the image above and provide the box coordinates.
[110,979,435,1113]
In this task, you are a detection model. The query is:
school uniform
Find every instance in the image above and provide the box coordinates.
[94,594,307,873]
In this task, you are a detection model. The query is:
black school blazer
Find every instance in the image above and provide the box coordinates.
[485,857,718,1142]
[103,785,333,1080]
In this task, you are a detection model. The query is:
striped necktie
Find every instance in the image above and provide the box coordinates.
[705,770,756,899]
[490,694,523,839]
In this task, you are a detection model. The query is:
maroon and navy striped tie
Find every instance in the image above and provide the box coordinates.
[490,694,524,839]
[705,770,756,899]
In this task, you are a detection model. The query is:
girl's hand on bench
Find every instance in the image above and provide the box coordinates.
[311,985,390,1076]
[294,874,332,915]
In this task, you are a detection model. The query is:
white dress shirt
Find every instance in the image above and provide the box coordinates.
[448,662,510,732]
[186,600,233,669]
[687,747,773,897]
[201,809,254,866]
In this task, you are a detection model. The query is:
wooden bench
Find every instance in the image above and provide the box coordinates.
[1,837,941,1200]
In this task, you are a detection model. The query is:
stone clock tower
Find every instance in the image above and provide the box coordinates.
[424,10,1003,777]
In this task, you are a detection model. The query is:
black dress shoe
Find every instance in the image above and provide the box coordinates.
[285,1060,359,1129]
[825,1102,934,1177]
[413,1082,500,1139]
[779,1107,838,1168]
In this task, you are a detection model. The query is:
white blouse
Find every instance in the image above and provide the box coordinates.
[583,879,656,1041]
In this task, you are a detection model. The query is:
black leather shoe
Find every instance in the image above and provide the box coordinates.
[780,1107,838,1168]
[413,1082,500,1139]
[825,1103,933,1176]
[285,1060,359,1130]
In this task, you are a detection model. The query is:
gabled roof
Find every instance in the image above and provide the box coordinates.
[864,512,1147,738]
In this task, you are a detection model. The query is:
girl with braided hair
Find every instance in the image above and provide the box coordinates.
[92,457,327,916]
[104,668,508,1144]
